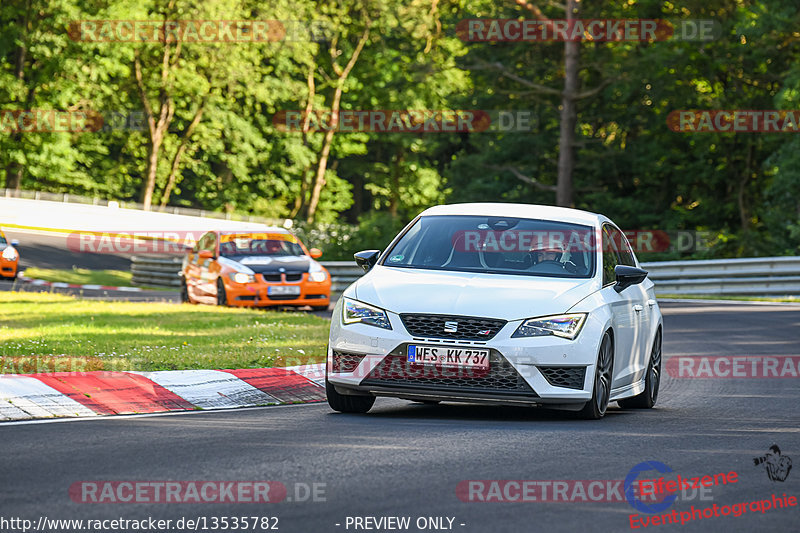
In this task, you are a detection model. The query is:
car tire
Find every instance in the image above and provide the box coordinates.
[578,331,614,420]
[326,378,375,413]
[216,279,229,307]
[310,305,329,312]
[180,279,190,303]
[618,329,662,409]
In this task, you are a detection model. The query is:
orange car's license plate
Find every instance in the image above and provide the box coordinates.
[268,286,301,295]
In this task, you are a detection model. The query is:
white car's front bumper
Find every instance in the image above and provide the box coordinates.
[327,299,608,407]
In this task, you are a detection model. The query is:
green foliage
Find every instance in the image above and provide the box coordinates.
[348,211,409,253]
[292,220,358,261]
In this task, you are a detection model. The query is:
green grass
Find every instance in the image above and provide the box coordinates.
[0,292,329,374]
[22,267,177,291]
[657,293,800,303]
[24,267,134,287]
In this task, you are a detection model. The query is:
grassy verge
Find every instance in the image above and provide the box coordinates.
[22,267,177,291]
[24,267,133,287]
[657,293,800,303]
[0,292,328,374]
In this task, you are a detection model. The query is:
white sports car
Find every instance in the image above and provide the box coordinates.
[326,203,663,419]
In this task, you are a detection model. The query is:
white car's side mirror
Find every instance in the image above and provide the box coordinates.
[354,250,381,272]
[614,265,648,293]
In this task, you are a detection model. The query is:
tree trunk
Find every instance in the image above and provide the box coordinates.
[738,142,754,232]
[389,151,404,218]
[290,64,318,219]
[160,98,206,209]
[6,166,23,192]
[306,25,371,223]
[134,41,177,210]
[6,0,31,192]
[556,0,580,207]
[141,135,162,209]
[306,127,335,223]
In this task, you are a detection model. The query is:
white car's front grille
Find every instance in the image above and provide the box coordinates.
[360,350,537,396]
[399,314,507,341]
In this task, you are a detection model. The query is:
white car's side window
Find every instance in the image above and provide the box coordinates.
[601,225,620,286]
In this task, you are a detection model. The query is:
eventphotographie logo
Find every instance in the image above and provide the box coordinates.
[625,461,678,514]
[754,445,792,482]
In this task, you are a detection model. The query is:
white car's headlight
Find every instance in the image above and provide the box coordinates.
[308,271,327,282]
[511,313,587,340]
[230,272,256,284]
[2,247,18,261]
[343,298,392,330]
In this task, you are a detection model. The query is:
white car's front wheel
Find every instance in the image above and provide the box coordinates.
[579,331,614,420]
[326,379,375,414]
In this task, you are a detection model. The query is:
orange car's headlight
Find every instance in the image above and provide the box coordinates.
[1,247,18,261]
[308,271,327,282]
[229,272,256,284]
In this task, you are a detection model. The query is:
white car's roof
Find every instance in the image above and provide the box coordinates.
[419,203,603,227]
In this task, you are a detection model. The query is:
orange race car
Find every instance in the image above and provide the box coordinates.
[0,229,20,280]
[180,229,331,310]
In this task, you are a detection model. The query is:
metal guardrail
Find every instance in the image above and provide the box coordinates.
[131,256,183,288]
[131,256,800,297]
[641,256,800,295]
[324,261,365,302]
[129,257,361,299]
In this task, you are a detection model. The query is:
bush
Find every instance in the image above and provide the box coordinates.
[292,212,409,261]
[291,220,358,261]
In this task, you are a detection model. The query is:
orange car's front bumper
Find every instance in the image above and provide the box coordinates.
[0,256,18,278]
[223,276,331,308]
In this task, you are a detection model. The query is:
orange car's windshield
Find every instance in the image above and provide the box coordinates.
[219,238,304,257]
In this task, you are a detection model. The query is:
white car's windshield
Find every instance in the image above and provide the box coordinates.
[382,215,596,278]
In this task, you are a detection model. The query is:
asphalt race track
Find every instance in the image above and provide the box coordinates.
[1,302,799,533]
[0,229,179,301]
[0,279,179,302]
[3,230,132,271]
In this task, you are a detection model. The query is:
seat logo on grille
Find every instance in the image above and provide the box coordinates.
[443,321,458,333]
[478,329,492,335]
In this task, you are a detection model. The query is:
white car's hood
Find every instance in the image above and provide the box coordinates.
[353,266,598,320]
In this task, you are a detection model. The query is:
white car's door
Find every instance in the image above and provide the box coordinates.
[601,225,648,389]
[618,235,654,377]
